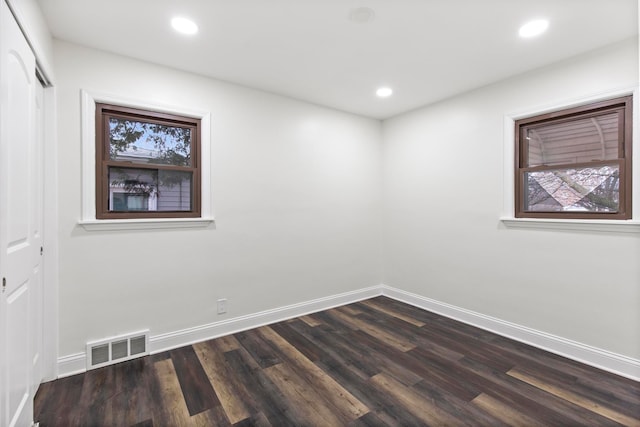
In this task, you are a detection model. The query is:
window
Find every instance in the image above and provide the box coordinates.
[515,96,632,220]
[95,103,201,219]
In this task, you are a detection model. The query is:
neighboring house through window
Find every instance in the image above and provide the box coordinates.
[515,95,632,220]
[95,103,201,219]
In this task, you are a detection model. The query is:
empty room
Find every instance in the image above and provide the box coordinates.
[1,0,639,426]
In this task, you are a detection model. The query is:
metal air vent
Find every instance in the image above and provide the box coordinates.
[86,330,149,370]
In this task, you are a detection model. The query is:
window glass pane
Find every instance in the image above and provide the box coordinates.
[112,193,126,211]
[126,194,148,211]
[108,117,192,166]
[524,165,619,213]
[108,167,192,212]
[157,169,193,211]
[524,112,619,167]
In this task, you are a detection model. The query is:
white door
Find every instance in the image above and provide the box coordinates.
[0,0,42,425]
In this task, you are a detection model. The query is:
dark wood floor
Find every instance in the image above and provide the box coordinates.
[35,297,640,426]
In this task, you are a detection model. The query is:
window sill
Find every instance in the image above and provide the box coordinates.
[500,217,640,234]
[79,217,215,232]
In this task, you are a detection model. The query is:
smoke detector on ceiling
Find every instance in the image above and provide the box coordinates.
[348,7,375,24]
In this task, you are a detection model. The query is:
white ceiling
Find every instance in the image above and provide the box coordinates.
[37,0,638,119]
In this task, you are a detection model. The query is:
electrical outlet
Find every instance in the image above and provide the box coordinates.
[217,298,227,314]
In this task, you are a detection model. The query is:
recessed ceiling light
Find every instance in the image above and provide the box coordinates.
[519,19,549,38]
[171,17,198,35]
[376,87,393,98]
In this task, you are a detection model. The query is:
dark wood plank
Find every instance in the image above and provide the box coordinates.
[257,325,369,422]
[76,364,116,425]
[269,320,324,362]
[130,419,154,427]
[233,411,272,427]
[294,317,424,387]
[285,318,382,381]
[471,392,547,427]
[298,314,323,327]
[359,298,426,327]
[191,405,231,426]
[368,296,444,323]
[223,348,299,427]
[193,339,252,424]
[235,328,282,368]
[370,372,468,426]
[403,345,485,400]
[325,307,416,352]
[410,379,511,427]
[35,374,85,427]
[263,362,350,425]
[147,358,194,426]
[313,359,433,426]
[106,358,153,426]
[169,345,220,416]
[33,380,55,424]
[348,411,390,427]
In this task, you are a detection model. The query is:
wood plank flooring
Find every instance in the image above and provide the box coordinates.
[34,297,640,426]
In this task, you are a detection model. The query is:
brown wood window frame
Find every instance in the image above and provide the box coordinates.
[515,96,632,220]
[96,103,201,219]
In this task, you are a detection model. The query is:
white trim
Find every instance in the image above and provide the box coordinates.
[56,353,85,378]
[381,285,640,381]
[79,90,214,230]
[56,285,382,378]
[500,217,640,233]
[42,85,58,381]
[79,217,214,232]
[502,86,640,229]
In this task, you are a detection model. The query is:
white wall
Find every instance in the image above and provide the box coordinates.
[54,40,383,357]
[382,38,640,360]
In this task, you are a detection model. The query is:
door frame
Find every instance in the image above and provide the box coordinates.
[42,82,58,381]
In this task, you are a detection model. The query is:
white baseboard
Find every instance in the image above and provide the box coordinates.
[56,285,382,378]
[381,285,640,381]
[149,285,382,354]
[56,353,85,378]
[56,284,640,381]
